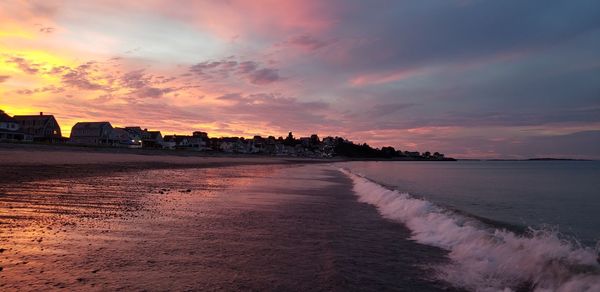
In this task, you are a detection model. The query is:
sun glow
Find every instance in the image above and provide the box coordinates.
[0,24,35,39]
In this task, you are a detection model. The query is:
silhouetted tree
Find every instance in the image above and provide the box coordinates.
[284,132,296,146]
[381,146,396,158]
[310,134,319,145]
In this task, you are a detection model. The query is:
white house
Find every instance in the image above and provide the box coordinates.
[0,110,32,142]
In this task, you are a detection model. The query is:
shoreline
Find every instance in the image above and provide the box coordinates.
[0,142,456,162]
[0,142,336,159]
[0,146,337,185]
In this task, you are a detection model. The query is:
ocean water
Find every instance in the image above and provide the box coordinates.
[337,161,600,291]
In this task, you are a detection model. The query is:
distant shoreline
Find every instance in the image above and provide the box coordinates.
[0,142,456,162]
[458,158,595,162]
[4,143,591,162]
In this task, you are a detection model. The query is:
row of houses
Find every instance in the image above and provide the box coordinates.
[203,133,336,157]
[70,122,215,150]
[0,111,214,151]
[1,110,333,157]
[1,110,452,159]
[0,111,63,143]
[0,111,163,148]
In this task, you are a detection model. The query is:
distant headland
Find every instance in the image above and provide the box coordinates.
[459,158,593,162]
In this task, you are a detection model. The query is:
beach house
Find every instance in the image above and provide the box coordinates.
[123,127,144,147]
[13,112,62,143]
[163,135,190,149]
[70,122,115,145]
[142,131,164,148]
[112,127,139,147]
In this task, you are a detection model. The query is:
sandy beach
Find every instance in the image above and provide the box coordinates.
[0,148,454,291]
[0,145,334,185]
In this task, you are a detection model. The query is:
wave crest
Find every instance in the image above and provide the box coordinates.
[340,168,600,292]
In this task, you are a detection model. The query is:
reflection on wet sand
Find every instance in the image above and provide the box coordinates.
[1,164,452,291]
[1,165,280,290]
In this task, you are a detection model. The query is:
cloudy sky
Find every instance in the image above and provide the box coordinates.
[1,0,599,158]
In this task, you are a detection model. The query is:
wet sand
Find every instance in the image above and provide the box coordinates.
[0,147,331,185]
[1,150,455,291]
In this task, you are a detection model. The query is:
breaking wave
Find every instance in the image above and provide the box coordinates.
[340,168,600,292]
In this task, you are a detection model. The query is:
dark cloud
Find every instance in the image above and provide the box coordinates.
[121,69,151,89]
[61,63,107,91]
[237,61,258,74]
[216,93,243,101]
[16,85,64,95]
[330,0,600,73]
[247,68,280,85]
[284,35,331,51]
[39,26,55,33]
[7,57,40,74]
[189,58,281,85]
[49,65,69,75]
[0,75,9,83]
[119,69,179,98]
[155,76,177,84]
[189,60,238,78]
[134,87,174,98]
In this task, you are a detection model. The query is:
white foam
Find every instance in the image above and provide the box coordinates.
[340,168,600,292]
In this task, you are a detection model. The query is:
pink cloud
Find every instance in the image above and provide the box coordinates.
[98,0,337,40]
[350,68,426,86]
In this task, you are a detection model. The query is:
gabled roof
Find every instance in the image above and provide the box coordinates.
[145,131,162,139]
[124,126,143,132]
[70,122,113,138]
[0,110,15,122]
[13,115,55,122]
[12,115,58,132]
[72,122,112,129]
[163,135,192,143]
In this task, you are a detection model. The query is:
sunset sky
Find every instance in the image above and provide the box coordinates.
[1,0,599,158]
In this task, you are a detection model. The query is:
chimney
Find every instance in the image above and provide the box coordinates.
[40,112,43,116]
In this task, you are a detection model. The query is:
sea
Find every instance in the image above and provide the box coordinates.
[337,160,600,291]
